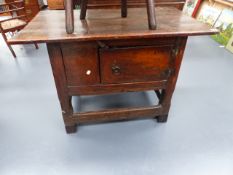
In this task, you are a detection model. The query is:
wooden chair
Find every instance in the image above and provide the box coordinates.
[82,0,157,29]
[0,0,38,58]
[64,0,157,34]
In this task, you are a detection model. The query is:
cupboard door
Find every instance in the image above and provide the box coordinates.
[61,42,100,86]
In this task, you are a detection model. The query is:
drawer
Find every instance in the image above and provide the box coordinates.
[61,42,100,86]
[99,45,173,84]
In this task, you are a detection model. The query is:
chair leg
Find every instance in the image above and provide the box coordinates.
[146,0,157,30]
[34,43,39,49]
[65,0,74,34]
[1,33,16,58]
[121,0,127,18]
[80,0,88,20]
[7,44,16,58]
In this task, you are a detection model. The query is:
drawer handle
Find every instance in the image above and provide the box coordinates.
[112,65,121,75]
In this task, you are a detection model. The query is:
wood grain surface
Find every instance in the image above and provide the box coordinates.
[99,45,173,84]
[9,7,218,44]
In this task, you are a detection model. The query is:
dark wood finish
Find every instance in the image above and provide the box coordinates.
[68,80,167,95]
[48,36,188,133]
[10,8,218,133]
[99,45,172,84]
[146,0,156,29]
[47,43,74,131]
[155,90,161,99]
[80,0,88,19]
[86,0,185,9]
[157,114,168,122]
[66,105,164,123]
[121,0,127,17]
[99,37,176,47]
[65,124,77,133]
[46,0,185,10]
[65,0,74,34]
[61,42,100,86]
[0,0,38,58]
[9,8,218,44]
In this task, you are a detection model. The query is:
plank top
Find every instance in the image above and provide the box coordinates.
[9,7,218,44]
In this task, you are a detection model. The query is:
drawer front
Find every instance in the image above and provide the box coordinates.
[100,45,173,84]
[61,42,100,86]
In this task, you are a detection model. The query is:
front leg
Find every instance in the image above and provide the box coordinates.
[65,124,77,133]
[157,115,168,122]
[47,43,77,134]
[155,89,170,123]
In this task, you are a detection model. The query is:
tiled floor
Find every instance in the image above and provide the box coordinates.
[0,35,233,175]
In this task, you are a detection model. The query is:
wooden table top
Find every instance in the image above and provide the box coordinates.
[9,7,218,44]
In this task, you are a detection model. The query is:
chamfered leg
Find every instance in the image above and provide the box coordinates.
[155,37,188,123]
[157,114,168,123]
[47,43,77,134]
[65,124,77,134]
[155,89,170,123]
